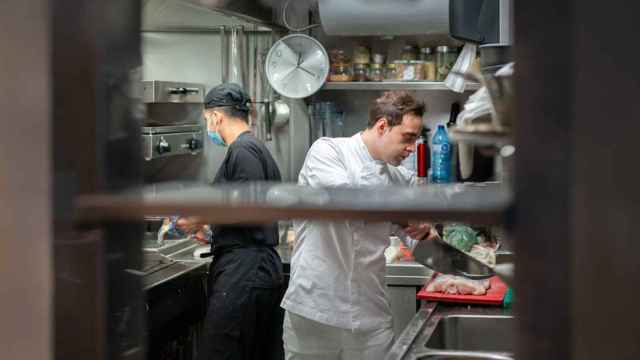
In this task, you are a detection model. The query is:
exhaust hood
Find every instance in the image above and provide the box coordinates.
[319,0,449,36]
[142,0,281,32]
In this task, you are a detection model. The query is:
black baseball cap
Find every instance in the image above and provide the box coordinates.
[204,83,251,112]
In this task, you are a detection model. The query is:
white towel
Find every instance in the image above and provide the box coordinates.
[444,42,478,93]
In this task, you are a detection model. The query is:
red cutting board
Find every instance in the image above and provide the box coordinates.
[417,273,508,305]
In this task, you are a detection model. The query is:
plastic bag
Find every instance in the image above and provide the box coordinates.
[443,224,478,252]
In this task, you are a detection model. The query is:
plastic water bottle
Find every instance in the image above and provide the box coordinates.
[431,124,452,183]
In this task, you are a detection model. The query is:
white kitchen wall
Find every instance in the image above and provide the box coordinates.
[141,31,308,182]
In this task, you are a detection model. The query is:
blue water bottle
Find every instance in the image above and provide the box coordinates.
[431,124,452,183]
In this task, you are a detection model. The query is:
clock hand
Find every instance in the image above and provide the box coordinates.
[298,65,315,77]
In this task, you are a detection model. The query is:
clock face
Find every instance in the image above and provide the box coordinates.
[265,34,329,99]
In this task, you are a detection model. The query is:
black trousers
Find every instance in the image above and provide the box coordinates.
[197,247,284,360]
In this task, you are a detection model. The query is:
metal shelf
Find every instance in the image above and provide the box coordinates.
[322,81,481,92]
[449,128,513,147]
[74,181,511,225]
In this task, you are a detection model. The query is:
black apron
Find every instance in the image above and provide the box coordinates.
[197,246,284,360]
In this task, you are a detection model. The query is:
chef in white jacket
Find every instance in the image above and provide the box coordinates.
[281,91,436,360]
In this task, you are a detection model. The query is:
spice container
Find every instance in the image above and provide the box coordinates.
[395,60,426,81]
[329,64,352,82]
[353,63,369,82]
[436,46,459,81]
[384,63,398,81]
[353,45,371,65]
[329,48,349,63]
[369,63,384,81]
[400,45,418,61]
[410,61,426,80]
[420,47,437,81]
[329,48,352,82]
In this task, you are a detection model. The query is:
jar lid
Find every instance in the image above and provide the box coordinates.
[436,45,451,53]
[409,60,426,64]
[386,63,397,68]
[353,63,368,69]
[370,63,383,69]
[393,60,409,64]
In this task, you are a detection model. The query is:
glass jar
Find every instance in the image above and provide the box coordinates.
[328,48,352,82]
[418,47,431,61]
[384,64,398,81]
[329,48,348,64]
[369,63,384,82]
[419,47,437,81]
[353,63,369,82]
[436,45,459,81]
[400,45,418,61]
[395,60,426,81]
[353,45,371,65]
[329,63,352,82]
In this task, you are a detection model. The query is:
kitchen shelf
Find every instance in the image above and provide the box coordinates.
[74,181,511,225]
[321,81,481,92]
[449,128,514,147]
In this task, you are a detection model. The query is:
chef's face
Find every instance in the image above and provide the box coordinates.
[378,113,423,166]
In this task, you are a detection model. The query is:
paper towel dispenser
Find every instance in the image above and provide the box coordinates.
[450,0,501,44]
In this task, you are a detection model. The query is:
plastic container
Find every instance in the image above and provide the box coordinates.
[431,124,452,183]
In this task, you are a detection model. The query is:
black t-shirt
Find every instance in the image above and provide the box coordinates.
[211,131,282,253]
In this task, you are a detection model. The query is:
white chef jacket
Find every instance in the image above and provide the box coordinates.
[281,133,418,331]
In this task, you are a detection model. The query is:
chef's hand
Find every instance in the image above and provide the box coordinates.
[176,217,208,234]
[192,226,212,245]
[403,222,433,241]
[176,217,212,244]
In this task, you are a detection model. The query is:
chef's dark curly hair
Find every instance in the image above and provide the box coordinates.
[368,91,425,128]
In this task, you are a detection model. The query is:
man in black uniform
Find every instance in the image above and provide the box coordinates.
[193,83,284,360]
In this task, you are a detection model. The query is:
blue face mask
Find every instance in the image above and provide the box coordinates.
[206,113,227,146]
[207,130,226,147]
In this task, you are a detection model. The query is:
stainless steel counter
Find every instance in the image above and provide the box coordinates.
[141,238,211,290]
[142,260,208,290]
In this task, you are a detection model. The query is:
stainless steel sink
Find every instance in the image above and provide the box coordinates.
[387,304,515,360]
[425,315,514,353]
